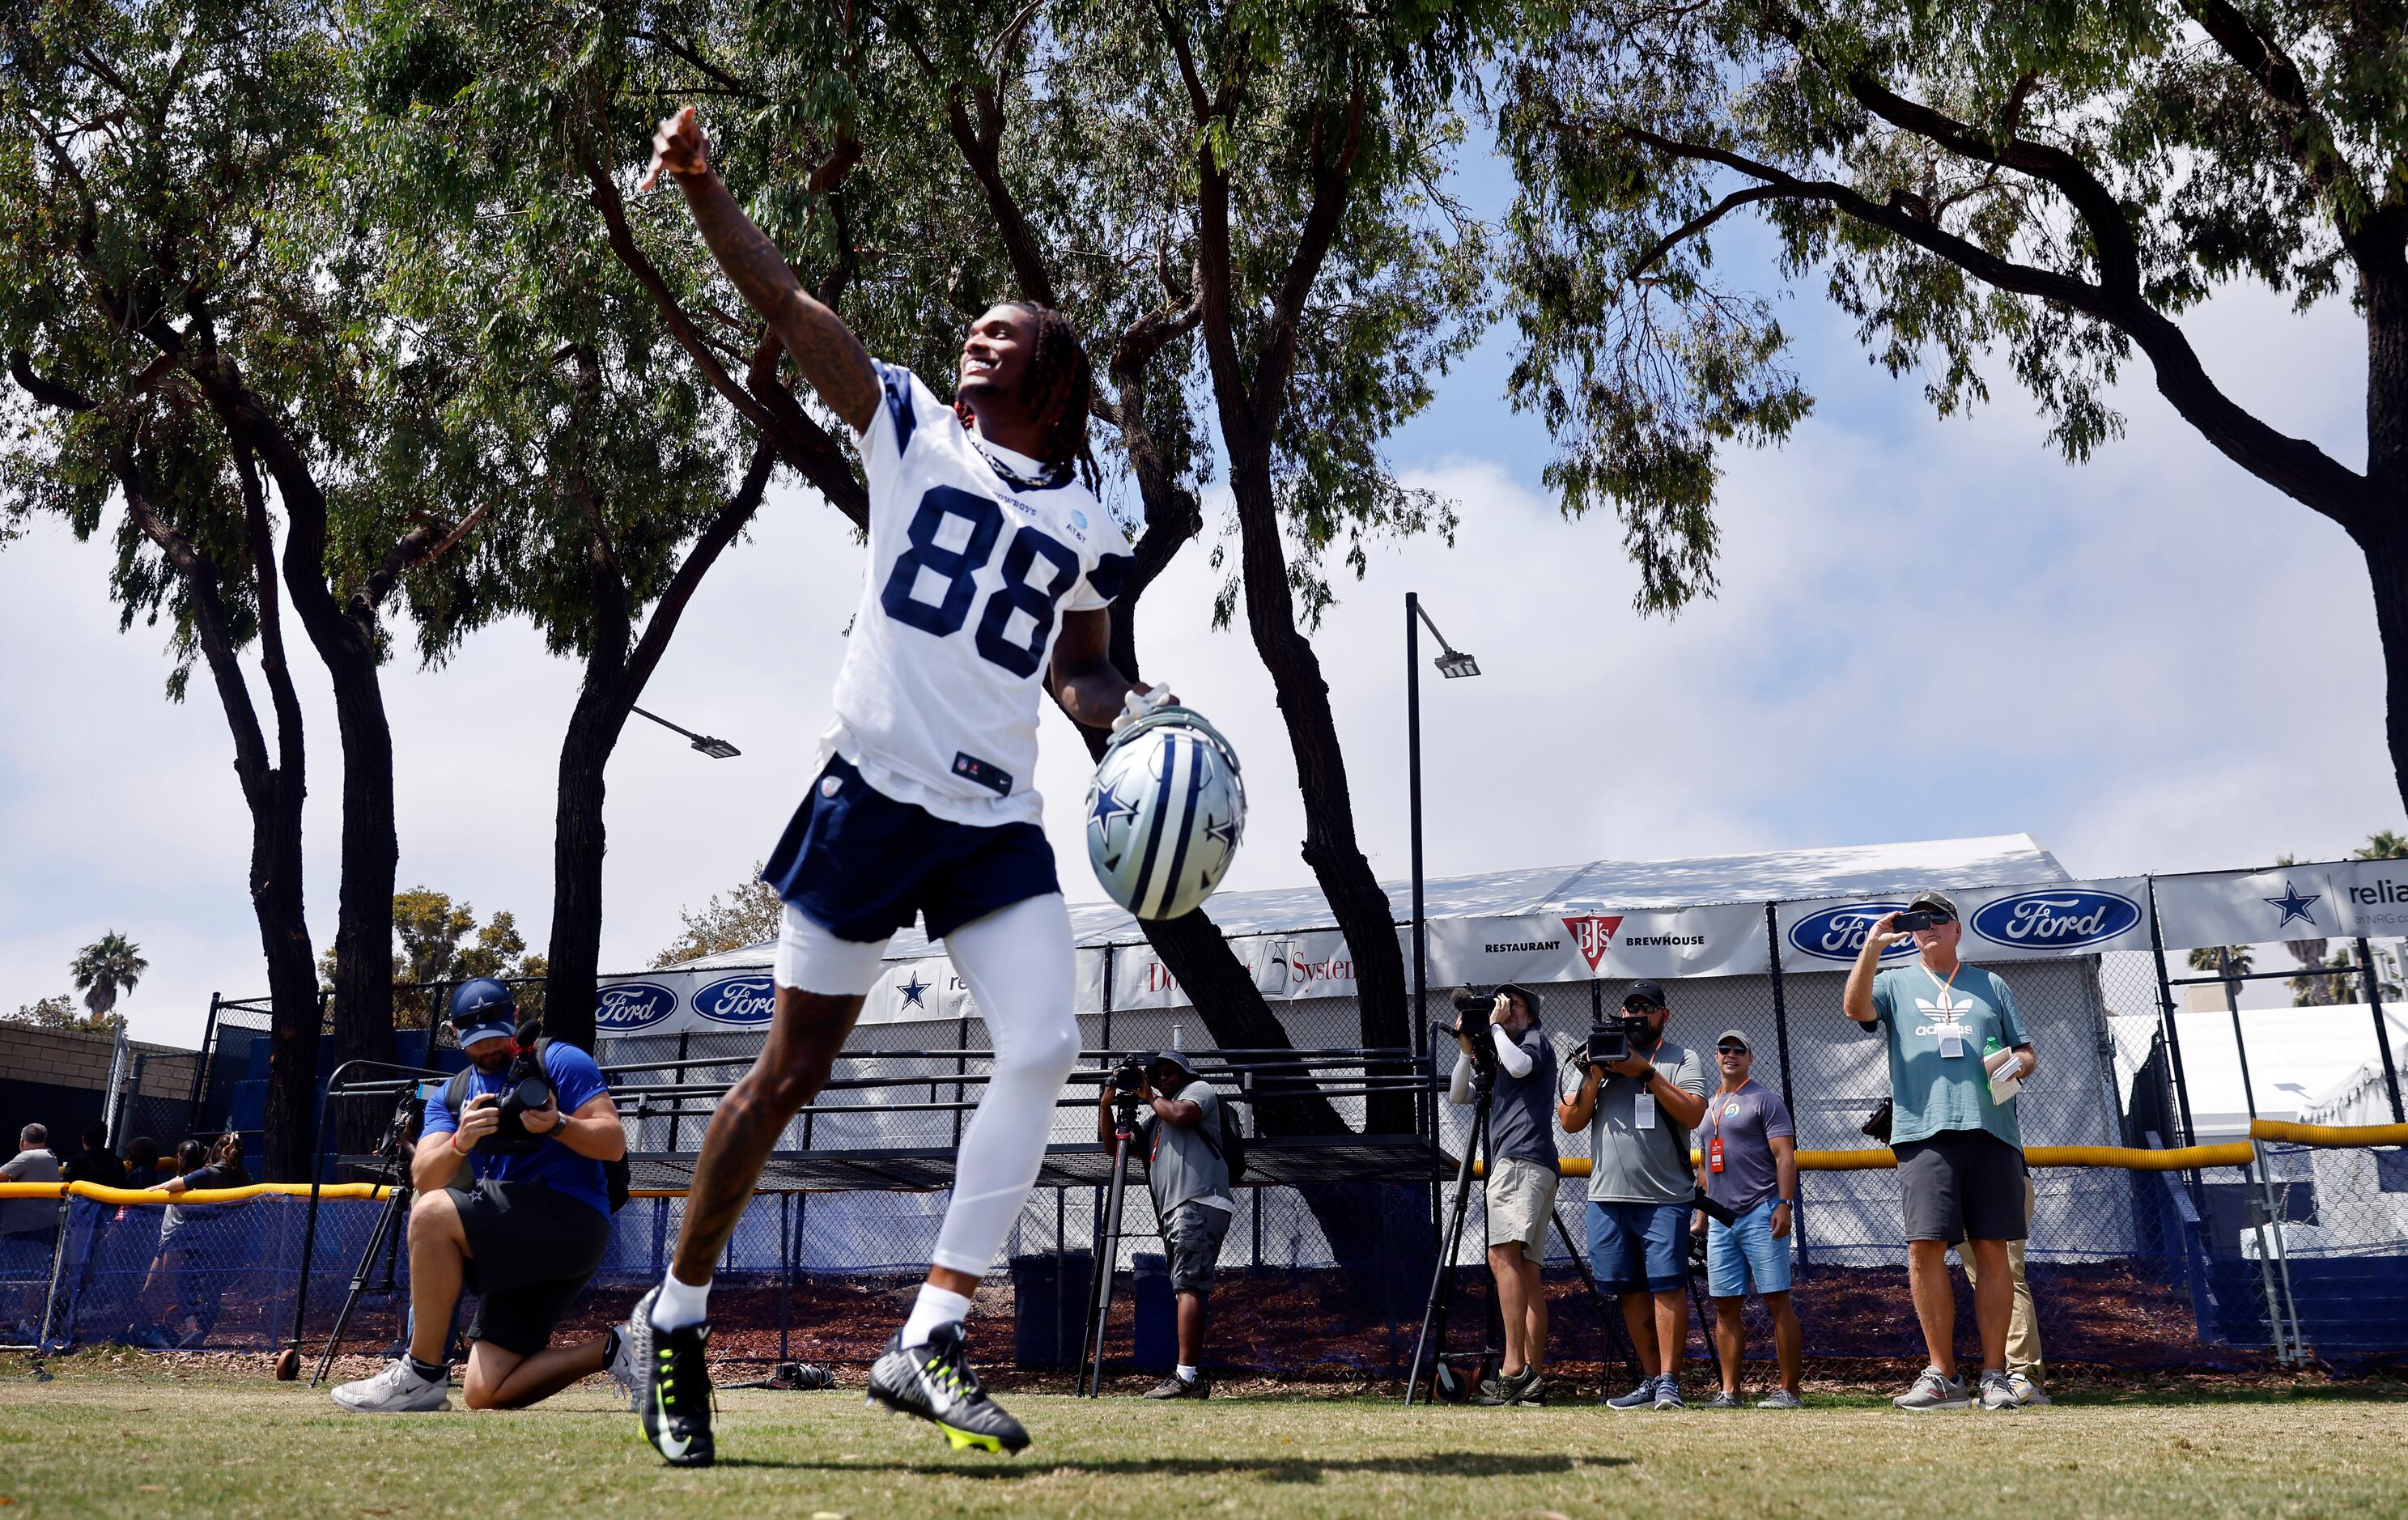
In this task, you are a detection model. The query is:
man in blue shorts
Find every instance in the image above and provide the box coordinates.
[1692,1029,1802,1408]
[1557,981,1709,1409]
[627,105,1173,1464]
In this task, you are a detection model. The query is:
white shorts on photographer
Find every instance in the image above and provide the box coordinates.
[1486,1156,1561,1256]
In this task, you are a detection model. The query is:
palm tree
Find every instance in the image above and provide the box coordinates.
[2187,945,2253,1005]
[70,932,148,1021]
[2356,830,2408,860]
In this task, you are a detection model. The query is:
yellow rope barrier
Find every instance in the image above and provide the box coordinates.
[0,1181,392,1204]
[2250,1118,2408,1148]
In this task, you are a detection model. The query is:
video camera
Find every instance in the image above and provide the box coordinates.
[479,1019,556,1157]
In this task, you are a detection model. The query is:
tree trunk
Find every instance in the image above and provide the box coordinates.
[318,626,401,1156]
[1223,452,1417,1135]
[2362,520,2408,814]
[544,677,622,1053]
[544,442,776,1051]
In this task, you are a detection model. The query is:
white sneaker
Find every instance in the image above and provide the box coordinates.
[605,1324,640,1411]
[2007,1371,2052,1407]
[331,1358,448,1413]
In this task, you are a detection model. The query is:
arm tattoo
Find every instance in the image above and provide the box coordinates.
[675,168,879,431]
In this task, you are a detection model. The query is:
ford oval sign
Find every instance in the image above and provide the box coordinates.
[694,973,777,1025]
[593,981,678,1032]
[1970,889,2141,951]
[1787,902,1917,963]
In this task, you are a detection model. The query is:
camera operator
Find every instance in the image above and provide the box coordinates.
[1843,889,2036,1414]
[332,978,633,1415]
[1096,1050,1233,1399]
[1444,984,1556,1406]
[1556,979,1709,1411]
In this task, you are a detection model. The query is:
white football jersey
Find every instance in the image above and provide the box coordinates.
[822,362,1133,826]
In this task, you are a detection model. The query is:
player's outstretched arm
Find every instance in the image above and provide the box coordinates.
[1052,610,1148,730]
[641,106,878,433]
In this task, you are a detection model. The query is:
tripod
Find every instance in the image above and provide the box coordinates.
[1078,1087,1145,1397]
[309,1113,420,1389]
[1404,1039,1491,1407]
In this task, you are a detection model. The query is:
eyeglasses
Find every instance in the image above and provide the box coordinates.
[1621,999,1663,1015]
[1716,1043,1749,1055]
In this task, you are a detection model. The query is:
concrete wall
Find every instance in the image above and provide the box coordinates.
[0,1025,200,1097]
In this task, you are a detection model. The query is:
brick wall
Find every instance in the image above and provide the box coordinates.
[0,1025,200,1094]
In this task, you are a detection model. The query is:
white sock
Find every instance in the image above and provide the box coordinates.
[902,1285,973,1347]
[650,1270,711,1331]
[1177,1364,1199,1382]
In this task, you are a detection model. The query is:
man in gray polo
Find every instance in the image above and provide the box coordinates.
[1446,983,1558,1406]
[1098,1050,1234,1399]
[1558,980,1709,1410]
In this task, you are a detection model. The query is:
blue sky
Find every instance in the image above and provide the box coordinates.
[2,156,2396,1050]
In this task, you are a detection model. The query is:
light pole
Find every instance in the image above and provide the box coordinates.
[631,705,741,759]
[1406,592,1480,1060]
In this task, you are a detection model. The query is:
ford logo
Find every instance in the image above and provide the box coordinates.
[1787,902,1917,962]
[1971,889,2141,950]
[593,981,678,1031]
[694,973,777,1025]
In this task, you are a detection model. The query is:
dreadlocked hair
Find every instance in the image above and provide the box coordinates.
[956,300,1101,492]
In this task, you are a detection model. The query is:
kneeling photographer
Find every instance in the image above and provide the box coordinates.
[333,978,632,1414]
[1445,984,1556,1406]
[1096,1051,1234,1399]
[1556,980,1709,1411]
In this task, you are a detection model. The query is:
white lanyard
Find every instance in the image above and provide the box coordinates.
[1926,964,1968,1057]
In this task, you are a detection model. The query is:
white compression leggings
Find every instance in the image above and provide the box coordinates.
[772,892,1078,1277]
[928,893,1080,1276]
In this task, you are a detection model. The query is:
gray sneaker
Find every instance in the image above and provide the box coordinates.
[1652,1376,1685,1411]
[1702,1389,1744,1409]
[330,1358,448,1413]
[2007,1372,2052,1407]
[1605,1378,1656,1411]
[1757,1387,1804,1410]
[1892,1366,1969,1411]
[1977,1369,2019,1412]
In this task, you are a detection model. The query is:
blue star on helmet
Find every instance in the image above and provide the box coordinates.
[898,973,930,1009]
[2265,881,2322,929]
[1089,778,1138,833]
[1204,814,1238,852]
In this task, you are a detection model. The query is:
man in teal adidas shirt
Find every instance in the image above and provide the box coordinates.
[1844,889,2036,1414]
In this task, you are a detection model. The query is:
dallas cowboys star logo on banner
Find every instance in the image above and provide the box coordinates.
[898,972,930,1010]
[2265,881,2322,929]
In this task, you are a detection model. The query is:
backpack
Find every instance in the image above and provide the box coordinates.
[1195,1091,1247,1184]
[444,1038,631,1213]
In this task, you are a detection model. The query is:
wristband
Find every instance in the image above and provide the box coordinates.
[451,1132,471,1156]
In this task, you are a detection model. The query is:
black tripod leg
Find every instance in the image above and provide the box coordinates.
[1404,1089,1488,1407]
[1081,1130,1132,1399]
[312,1182,411,1388]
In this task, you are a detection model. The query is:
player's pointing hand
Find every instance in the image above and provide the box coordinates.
[639,105,710,192]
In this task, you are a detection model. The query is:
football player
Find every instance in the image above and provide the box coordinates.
[626,106,1168,1463]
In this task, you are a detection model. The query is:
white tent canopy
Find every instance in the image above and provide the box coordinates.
[2110,1003,2408,1137]
[599,833,2072,1034]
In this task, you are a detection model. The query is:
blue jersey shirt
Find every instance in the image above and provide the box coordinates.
[423,1042,613,1219]
[1866,961,2029,1149]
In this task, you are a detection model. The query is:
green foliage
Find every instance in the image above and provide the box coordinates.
[1498,0,2406,614]
[2355,830,2408,861]
[5,992,121,1034]
[68,932,147,1018]
[652,864,781,966]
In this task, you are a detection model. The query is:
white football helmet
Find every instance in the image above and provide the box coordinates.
[1085,706,1246,919]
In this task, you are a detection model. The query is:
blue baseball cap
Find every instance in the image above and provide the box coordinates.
[448,978,517,1047]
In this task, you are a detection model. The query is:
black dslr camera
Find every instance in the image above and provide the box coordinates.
[1445,989,1501,1076]
[480,1020,556,1157]
[1111,1054,1150,1097]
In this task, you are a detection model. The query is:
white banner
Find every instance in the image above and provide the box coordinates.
[1777,877,2152,972]
[1109,930,1364,1011]
[2155,860,2408,949]
[1426,905,1769,984]
[597,947,1094,1037]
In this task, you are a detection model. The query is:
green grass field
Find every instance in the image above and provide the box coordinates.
[5,1357,2406,1518]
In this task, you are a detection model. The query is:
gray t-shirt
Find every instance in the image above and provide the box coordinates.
[1700,1079,1794,1212]
[1585,1039,1709,1204]
[2,1148,62,1237]
[1137,1082,1234,1220]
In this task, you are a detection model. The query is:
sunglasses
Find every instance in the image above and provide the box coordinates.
[1716,1043,1749,1055]
[1621,1000,1663,1015]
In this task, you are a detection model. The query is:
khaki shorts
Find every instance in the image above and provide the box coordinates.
[1485,1156,1561,1256]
